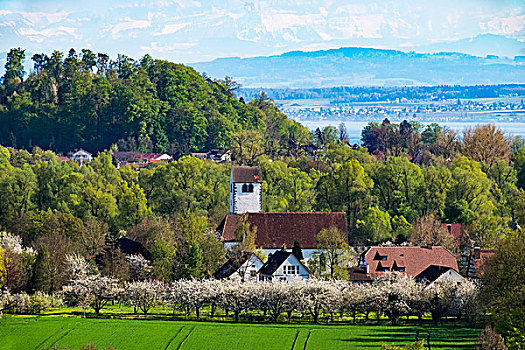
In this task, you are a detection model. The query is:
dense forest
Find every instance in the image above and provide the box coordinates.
[0,120,524,288]
[239,84,525,102]
[0,48,309,156]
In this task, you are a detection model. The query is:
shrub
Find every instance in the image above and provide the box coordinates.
[381,341,426,350]
[475,326,508,350]
[496,308,525,350]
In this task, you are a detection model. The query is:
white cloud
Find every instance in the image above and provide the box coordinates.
[154,22,191,36]
[484,14,525,35]
[141,41,197,52]
[18,26,80,39]
[107,18,151,38]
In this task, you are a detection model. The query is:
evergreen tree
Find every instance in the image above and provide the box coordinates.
[185,241,203,278]
[292,240,304,261]
[30,246,51,293]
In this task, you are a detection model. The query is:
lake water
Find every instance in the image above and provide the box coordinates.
[299,120,525,144]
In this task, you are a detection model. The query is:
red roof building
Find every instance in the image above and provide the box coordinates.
[466,248,495,278]
[443,223,463,246]
[219,212,347,249]
[359,246,459,281]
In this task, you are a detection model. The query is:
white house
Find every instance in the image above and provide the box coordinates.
[258,251,310,281]
[426,268,464,288]
[229,166,262,214]
[72,148,93,165]
[213,253,264,282]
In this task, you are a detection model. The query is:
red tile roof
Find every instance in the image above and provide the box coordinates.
[362,246,458,279]
[231,166,263,183]
[219,212,347,249]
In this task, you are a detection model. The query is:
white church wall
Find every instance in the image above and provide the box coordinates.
[230,182,262,214]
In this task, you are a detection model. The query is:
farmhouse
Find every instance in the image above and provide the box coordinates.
[220,166,348,262]
[72,148,92,165]
[465,247,495,278]
[358,245,459,283]
[258,251,310,281]
[213,252,264,282]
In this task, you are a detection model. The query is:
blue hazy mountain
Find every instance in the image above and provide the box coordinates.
[191,46,525,88]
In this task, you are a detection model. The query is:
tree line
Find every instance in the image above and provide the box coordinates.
[0,48,309,157]
[239,84,525,102]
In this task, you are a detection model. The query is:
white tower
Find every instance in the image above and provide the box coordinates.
[229,166,263,214]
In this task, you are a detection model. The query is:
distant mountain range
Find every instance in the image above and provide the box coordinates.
[191,45,525,88]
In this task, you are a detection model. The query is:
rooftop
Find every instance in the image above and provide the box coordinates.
[219,212,347,249]
[231,166,263,183]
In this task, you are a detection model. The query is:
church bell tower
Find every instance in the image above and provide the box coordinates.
[229,166,263,214]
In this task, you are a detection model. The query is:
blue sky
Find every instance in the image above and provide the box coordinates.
[0,0,524,64]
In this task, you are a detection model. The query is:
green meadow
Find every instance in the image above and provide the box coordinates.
[0,315,479,350]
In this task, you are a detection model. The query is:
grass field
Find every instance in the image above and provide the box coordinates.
[0,315,479,350]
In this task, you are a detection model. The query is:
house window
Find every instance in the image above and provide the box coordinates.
[398,267,405,272]
[279,277,286,281]
[284,265,298,275]
[250,270,257,277]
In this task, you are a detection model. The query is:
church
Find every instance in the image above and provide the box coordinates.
[219,166,348,262]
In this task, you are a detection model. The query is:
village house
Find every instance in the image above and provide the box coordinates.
[258,251,310,281]
[219,166,348,263]
[213,252,264,282]
[190,149,231,163]
[465,247,495,279]
[357,245,460,283]
[113,151,172,169]
[72,148,92,165]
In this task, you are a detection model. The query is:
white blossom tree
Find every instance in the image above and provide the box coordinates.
[63,275,122,315]
[0,231,34,254]
[298,279,340,323]
[377,272,421,325]
[64,253,92,281]
[126,254,152,281]
[124,280,164,316]
[216,280,255,322]
[452,279,480,324]
[424,278,458,325]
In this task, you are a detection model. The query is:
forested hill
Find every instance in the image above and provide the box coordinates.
[191,47,525,88]
[0,48,308,156]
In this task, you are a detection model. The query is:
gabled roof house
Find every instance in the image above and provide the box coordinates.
[258,251,310,281]
[213,252,264,281]
[359,246,459,282]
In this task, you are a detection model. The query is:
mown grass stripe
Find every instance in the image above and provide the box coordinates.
[164,326,184,350]
[34,326,65,350]
[303,330,311,350]
[290,330,300,350]
[176,326,194,350]
[47,327,75,349]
